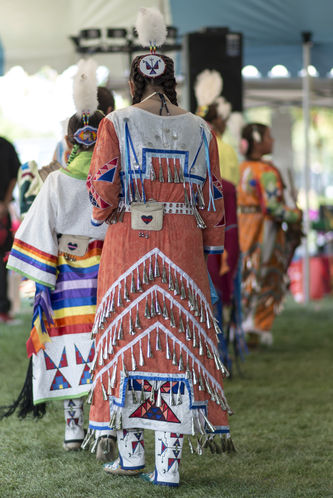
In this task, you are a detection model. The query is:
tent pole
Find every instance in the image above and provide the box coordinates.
[302,32,311,304]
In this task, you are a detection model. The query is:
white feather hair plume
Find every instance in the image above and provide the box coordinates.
[216,96,232,120]
[194,69,223,107]
[73,58,98,116]
[135,7,167,48]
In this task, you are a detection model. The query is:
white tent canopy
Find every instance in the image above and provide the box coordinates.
[0,0,171,75]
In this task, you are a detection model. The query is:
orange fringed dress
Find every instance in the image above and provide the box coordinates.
[86,107,233,450]
[237,160,301,337]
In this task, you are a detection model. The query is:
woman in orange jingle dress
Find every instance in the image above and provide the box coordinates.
[82,7,235,488]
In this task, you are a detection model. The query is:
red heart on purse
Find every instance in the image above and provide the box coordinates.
[68,242,78,251]
[141,215,153,224]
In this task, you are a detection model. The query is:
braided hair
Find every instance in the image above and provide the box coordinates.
[129,54,178,105]
[241,123,268,159]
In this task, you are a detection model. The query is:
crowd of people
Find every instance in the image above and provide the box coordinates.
[0,7,302,488]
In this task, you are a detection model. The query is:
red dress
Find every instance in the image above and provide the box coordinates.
[86,107,233,448]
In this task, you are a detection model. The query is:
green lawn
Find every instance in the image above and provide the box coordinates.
[0,298,332,497]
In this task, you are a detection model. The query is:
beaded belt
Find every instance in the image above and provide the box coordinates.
[238,205,261,214]
[119,202,194,215]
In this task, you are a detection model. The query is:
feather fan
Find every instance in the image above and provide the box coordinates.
[73,58,98,116]
[135,7,167,48]
[194,69,223,107]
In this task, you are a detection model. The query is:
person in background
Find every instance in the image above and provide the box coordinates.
[0,136,20,323]
[5,60,111,459]
[238,123,302,347]
[195,70,243,367]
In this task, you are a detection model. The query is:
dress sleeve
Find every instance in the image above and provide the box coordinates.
[7,174,58,288]
[258,166,300,224]
[200,132,225,254]
[87,118,122,226]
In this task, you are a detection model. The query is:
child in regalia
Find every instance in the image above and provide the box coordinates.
[5,60,110,455]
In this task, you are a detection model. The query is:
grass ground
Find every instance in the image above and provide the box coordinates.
[0,297,332,497]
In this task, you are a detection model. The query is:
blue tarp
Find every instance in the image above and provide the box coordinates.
[170,0,333,77]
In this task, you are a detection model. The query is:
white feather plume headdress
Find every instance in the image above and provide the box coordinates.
[135,7,167,48]
[194,69,223,107]
[216,96,232,120]
[73,58,98,117]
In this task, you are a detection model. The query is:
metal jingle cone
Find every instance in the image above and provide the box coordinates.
[193,207,207,229]
[131,348,137,371]
[198,372,205,391]
[154,255,160,278]
[170,306,176,328]
[176,382,182,405]
[158,160,164,182]
[200,301,205,323]
[167,160,172,183]
[122,356,128,377]
[103,339,108,360]
[149,385,155,403]
[180,279,186,300]
[178,352,184,371]
[169,383,176,406]
[112,329,117,346]
[197,184,205,209]
[204,376,212,396]
[178,313,185,333]
[202,413,216,434]
[196,440,203,456]
[134,183,141,202]
[130,272,136,294]
[135,306,142,329]
[155,293,162,315]
[118,319,124,340]
[174,275,180,295]
[184,188,190,208]
[219,395,227,411]
[87,387,94,404]
[136,269,143,293]
[174,164,180,183]
[185,320,192,341]
[156,387,162,407]
[109,410,117,429]
[161,261,167,284]
[81,429,93,450]
[172,342,177,366]
[213,387,221,406]
[165,335,171,360]
[124,281,130,302]
[198,334,204,356]
[116,412,123,431]
[191,415,195,436]
[206,342,213,359]
[139,340,144,367]
[179,166,185,183]
[110,364,117,389]
[148,258,154,281]
[101,380,108,401]
[108,334,114,355]
[168,266,174,291]
[131,382,138,403]
[192,367,198,385]
[196,413,205,435]
[90,437,99,454]
[206,309,212,329]
[193,294,200,316]
[140,381,145,403]
[147,334,152,358]
[213,352,220,371]
[188,286,194,310]
[150,297,156,318]
[156,329,162,351]
[98,346,104,366]
[110,292,115,313]
[129,313,135,336]
[144,296,151,319]
[89,352,97,374]
[162,297,169,320]
[117,285,123,307]
[118,205,125,223]
[143,263,149,285]
[188,436,194,454]
[192,327,197,348]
